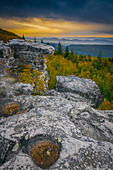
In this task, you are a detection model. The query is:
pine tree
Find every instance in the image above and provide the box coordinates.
[71,50,74,56]
[22,35,25,40]
[57,42,62,55]
[41,39,43,43]
[64,46,69,59]
[88,54,91,62]
[98,50,102,62]
[70,50,74,62]
[34,36,37,43]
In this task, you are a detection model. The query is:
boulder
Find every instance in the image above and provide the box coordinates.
[14,83,33,95]
[0,95,113,169]
[0,41,3,45]
[56,76,104,108]
[0,81,15,98]
[0,81,33,99]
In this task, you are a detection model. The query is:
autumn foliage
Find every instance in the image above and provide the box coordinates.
[98,98,113,110]
[47,47,113,110]
[19,65,46,95]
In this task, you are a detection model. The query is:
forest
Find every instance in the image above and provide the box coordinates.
[47,42,113,110]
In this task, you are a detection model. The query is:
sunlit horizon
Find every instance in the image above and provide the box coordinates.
[0,17,113,38]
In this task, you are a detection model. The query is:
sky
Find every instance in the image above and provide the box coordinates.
[0,0,113,37]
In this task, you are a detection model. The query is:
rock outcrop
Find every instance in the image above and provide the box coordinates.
[56,76,104,108]
[0,40,112,169]
[0,39,55,88]
[0,75,113,169]
[0,39,54,71]
[0,81,33,99]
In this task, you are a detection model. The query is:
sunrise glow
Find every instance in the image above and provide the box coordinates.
[0,17,113,38]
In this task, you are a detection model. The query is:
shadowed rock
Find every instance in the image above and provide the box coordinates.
[0,95,113,169]
[56,75,104,108]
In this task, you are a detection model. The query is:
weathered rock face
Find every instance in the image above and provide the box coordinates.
[56,76,104,108]
[0,81,33,99]
[0,94,113,169]
[0,39,55,91]
[0,39,54,75]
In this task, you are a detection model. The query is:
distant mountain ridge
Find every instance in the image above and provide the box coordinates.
[0,28,22,43]
[27,36,113,45]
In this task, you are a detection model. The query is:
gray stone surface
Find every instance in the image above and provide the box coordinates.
[0,40,113,169]
[0,39,54,71]
[0,95,113,169]
[14,83,33,95]
[0,39,55,91]
[0,81,33,99]
[56,76,104,108]
[0,41,3,45]
[0,45,13,59]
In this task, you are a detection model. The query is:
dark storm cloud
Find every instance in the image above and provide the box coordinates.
[0,0,113,24]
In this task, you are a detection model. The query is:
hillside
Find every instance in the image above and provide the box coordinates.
[0,28,22,43]
[47,47,113,110]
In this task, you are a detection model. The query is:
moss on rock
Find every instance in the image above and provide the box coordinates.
[30,141,60,168]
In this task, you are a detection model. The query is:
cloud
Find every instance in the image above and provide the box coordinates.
[0,17,113,37]
[0,0,113,25]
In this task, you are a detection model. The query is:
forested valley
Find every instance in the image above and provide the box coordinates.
[47,42,113,110]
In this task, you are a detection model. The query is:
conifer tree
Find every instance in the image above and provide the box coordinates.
[98,50,102,62]
[57,42,62,55]
[88,54,91,62]
[22,35,25,40]
[64,46,69,59]
[71,50,74,56]
[70,50,75,63]
[34,36,37,43]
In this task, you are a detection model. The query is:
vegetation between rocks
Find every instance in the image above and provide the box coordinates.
[18,64,46,95]
[47,43,113,110]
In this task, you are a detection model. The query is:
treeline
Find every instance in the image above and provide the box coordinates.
[47,42,113,110]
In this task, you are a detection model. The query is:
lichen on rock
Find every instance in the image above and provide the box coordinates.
[0,40,113,169]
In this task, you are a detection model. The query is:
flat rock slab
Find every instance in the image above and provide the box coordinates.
[0,95,113,169]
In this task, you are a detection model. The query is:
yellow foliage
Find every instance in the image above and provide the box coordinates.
[47,53,113,110]
[98,98,113,110]
[47,55,78,89]
[19,65,46,95]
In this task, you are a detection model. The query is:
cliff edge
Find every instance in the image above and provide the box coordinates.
[0,40,113,170]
